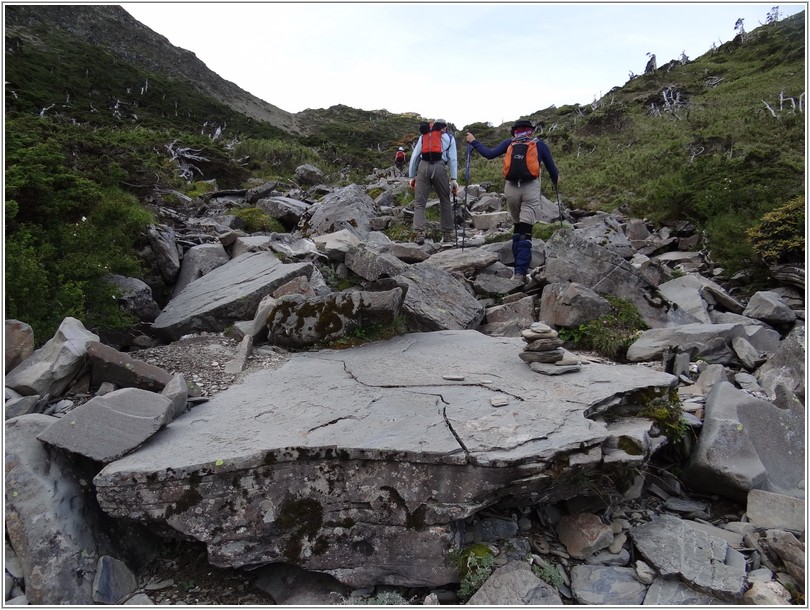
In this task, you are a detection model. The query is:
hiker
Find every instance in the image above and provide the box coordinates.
[466,119,559,282]
[408,119,459,245]
[394,147,406,176]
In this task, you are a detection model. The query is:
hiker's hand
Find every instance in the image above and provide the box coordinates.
[409,179,415,190]
[465,132,476,143]
[450,180,458,195]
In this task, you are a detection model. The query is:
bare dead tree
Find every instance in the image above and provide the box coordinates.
[762,100,778,118]
[689,146,705,163]
[644,52,657,74]
[39,103,55,117]
[165,140,209,181]
[779,90,797,112]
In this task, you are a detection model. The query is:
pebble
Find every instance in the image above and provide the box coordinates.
[490,397,509,408]
[442,375,464,381]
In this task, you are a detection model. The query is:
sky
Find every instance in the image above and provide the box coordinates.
[118,2,806,129]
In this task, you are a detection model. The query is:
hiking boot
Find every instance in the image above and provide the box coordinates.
[441,233,455,244]
[512,272,527,284]
[412,230,425,245]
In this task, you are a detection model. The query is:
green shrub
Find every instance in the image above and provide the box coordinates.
[232,138,334,181]
[532,561,564,589]
[382,222,413,243]
[341,591,412,605]
[232,207,286,233]
[746,196,805,265]
[322,316,407,350]
[639,395,688,443]
[532,222,566,241]
[5,187,150,343]
[558,296,647,361]
[451,543,496,602]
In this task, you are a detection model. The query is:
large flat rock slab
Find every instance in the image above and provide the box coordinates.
[94,330,676,587]
[152,251,312,340]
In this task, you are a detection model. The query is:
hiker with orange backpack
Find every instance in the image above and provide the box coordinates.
[465,119,559,282]
[394,147,407,176]
[408,119,459,245]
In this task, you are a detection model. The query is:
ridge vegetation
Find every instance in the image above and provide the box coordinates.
[4,5,805,343]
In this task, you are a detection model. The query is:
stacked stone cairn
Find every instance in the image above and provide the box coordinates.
[519,321,582,375]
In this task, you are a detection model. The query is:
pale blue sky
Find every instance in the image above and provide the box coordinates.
[121,2,806,128]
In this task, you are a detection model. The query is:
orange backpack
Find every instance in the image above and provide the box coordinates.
[503,137,541,182]
[420,128,448,162]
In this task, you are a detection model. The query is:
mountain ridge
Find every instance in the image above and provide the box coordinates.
[5,4,299,133]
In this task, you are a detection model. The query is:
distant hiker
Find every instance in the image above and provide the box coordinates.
[394,147,406,175]
[466,119,559,283]
[408,119,458,245]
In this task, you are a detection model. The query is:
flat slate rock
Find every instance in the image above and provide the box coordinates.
[94,330,677,585]
[97,330,676,475]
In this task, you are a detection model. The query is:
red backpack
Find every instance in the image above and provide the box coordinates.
[420,126,448,162]
[503,137,541,182]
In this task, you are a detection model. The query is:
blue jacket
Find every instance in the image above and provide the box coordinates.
[469,136,559,185]
[408,132,458,180]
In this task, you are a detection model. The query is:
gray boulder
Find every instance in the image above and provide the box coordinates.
[93,330,676,588]
[539,282,612,328]
[543,228,685,328]
[256,195,310,229]
[570,565,647,605]
[682,381,804,502]
[104,274,161,322]
[742,290,797,326]
[36,387,173,463]
[152,251,313,340]
[626,323,746,364]
[467,560,562,605]
[147,224,181,283]
[574,212,635,258]
[5,415,100,604]
[5,317,99,397]
[396,263,485,331]
[302,184,377,238]
[294,163,324,185]
[245,181,278,204]
[266,288,405,349]
[479,296,535,337]
[313,229,362,263]
[172,243,229,296]
[656,275,712,324]
[92,556,138,604]
[643,578,727,605]
[425,247,500,275]
[755,324,805,407]
[86,341,173,393]
[345,243,408,281]
[5,319,34,374]
[629,513,747,601]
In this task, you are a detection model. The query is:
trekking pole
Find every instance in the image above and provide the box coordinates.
[453,193,459,246]
[555,183,563,228]
[462,143,472,251]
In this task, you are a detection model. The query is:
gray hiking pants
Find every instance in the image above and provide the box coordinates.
[413,159,454,234]
[504,178,542,225]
